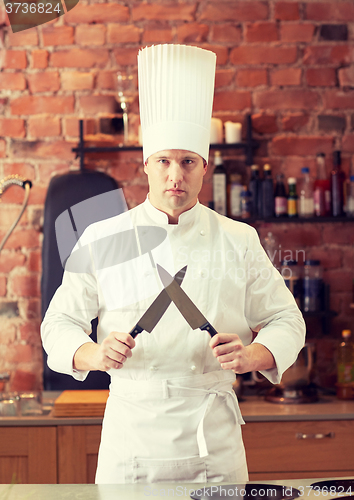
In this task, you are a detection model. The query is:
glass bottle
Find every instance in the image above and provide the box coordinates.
[248,164,262,217]
[345,175,354,217]
[274,173,287,217]
[331,150,345,217]
[303,260,323,312]
[261,164,274,219]
[287,177,298,217]
[314,153,331,217]
[228,173,243,217]
[337,329,354,400]
[298,167,314,218]
[212,151,227,216]
[280,260,302,309]
[240,185,252,219]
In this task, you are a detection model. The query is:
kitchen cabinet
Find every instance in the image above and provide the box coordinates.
[242,419,354,481]
[0,426,57,484]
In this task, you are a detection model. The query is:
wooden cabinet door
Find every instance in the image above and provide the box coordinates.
[0,427,57,484]
[57,425,101,484]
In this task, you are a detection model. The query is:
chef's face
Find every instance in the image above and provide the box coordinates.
[144,149,207,224]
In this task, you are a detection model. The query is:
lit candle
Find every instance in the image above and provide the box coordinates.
[224,121,242,144]
[210,117,223,144]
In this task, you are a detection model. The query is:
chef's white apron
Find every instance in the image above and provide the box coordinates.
[95,370,248,484]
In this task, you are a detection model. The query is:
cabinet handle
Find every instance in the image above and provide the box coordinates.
[296,432,335,440]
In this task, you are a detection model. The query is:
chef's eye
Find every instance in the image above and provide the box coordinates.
[183,159,194,165]
[158,159,169,165]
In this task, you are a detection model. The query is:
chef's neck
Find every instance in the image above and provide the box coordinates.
[147,193,197,225]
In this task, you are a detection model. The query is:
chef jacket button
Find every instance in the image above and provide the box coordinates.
[149,365,157,371]
[190,365,196,371]
[200,229,206,236]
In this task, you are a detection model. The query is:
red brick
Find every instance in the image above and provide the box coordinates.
[113,48,139,66]
[177,23,209,44]
[64,3,129,23]
[342,134,354,154]
[31,50,48,69]
[27,72,60,93]
[254,89,319,110]
[0,323,16,345]
[107,24,140,44]
[200,2,268,22]
[203,45,228,66]
[305,68,337,87]
[96,71,116,90]
[10,141,75,160]
[133,3,196,21]
[19,322,41,344]
[303,45,351,65]
[271,136,333,156]
[306,247,342,270]
[142,27,173,44]
[342,247,354,268]
[0,140,6,158]
[3,229,40,250]
[211,24,242,44]
[324,270,353,293]
[245,22,278,42]
[79,96,117,115]
[122,184,148,207]
[11,369,38,391]
[75,24,106,46]
[7,29,38,46]
[280,23,315,43]
[305,2,354,21]
[274,2,300,20]
[0,277,6,296]
[0,73,26,91]
[215,69,235,88]
[64,118,96,137]
[252,114,278,134]
[10,96,74,115]
[323,90,354,110]
[28,116,61,138]
[236,69,268,87]
[27,250,41,272]
[271,68,302,86]
[3,50,27,69]
[24,299,41,320]
[50,49,109,68]
[0,119,25,138]
[339,66,354,88]
[0,252,26,273]
[3,162,35,181]
[61,72,94,90]
[42,26,74,46]
[281,113,310,132]
[6,344,34,363]
[230,46,297,65]
[214,91,252,111]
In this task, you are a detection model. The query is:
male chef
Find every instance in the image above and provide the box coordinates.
[41,44,306,484]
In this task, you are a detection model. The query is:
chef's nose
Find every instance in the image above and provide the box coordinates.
[168,161,184,184]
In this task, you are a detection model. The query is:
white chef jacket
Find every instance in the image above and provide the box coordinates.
[41,196,305,484]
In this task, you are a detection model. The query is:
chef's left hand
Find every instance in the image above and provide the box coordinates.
[209,333,276,374]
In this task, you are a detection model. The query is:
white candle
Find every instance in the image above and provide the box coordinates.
[224,121,242,144]
[210,117,223,144]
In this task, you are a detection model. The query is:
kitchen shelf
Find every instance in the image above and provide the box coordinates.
[231,215,354,223]
[71,115,260,170]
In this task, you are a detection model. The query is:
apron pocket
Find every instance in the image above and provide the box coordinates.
[129,455,207,483]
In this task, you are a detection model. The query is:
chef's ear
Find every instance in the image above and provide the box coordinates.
[143,158,148,174]
[203,159,208,175]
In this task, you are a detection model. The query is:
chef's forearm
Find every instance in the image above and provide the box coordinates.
[245,342,276,372]
[73,342,100,371]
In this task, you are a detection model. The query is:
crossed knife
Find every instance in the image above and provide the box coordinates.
[129,265,218,339]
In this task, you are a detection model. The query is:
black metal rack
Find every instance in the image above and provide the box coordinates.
[71,115,260,170]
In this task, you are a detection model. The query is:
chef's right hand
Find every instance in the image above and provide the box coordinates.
[73,332,135,372]
[94,331,135,371]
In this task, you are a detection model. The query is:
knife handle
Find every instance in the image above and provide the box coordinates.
[199,322,218,338]
[129,325,143,339]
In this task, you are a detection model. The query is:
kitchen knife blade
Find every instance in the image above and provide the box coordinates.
[156,264,218,337]
[129,266,187,338]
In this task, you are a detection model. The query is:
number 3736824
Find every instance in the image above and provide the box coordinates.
[5,2,61,14]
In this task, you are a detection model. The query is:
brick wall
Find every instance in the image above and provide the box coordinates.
[0,0,354,391]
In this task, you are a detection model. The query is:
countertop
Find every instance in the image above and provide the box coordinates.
[1,393,354,426]
[0,477,354,500]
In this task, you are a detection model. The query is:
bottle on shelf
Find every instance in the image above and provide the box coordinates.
[287,177,298,218]
[331,150,345,217]
[248,164,261,217]
[261,164,274,218]
[303,259,323,312]
[280,260,302,309]
[228,173,243,217]
[345,175,354,217]
[212,151,227,216]
[314,153,331,217]
[274,173,287,217]
[298,167,314,218]
[240,185,252,219]
[336,329,354,400]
